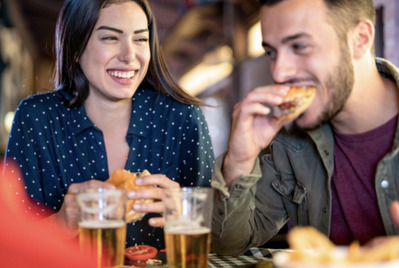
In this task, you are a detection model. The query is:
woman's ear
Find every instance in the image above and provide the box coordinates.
[350,19,375,59]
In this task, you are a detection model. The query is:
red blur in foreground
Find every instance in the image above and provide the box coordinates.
[0,161,96,268]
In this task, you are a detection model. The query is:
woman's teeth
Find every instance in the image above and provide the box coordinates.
[108,70,135,79]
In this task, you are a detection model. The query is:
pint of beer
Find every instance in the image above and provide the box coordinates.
[77,188,127,268]
[163,188,214,268]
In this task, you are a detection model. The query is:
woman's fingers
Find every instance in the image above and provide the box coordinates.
[127,174,179,200]
[148,217,164,228]
[133,201,164,214]
[126,174,180,219]
[68,180,115,194]
[137,174,180,189]
[57,180,115,230]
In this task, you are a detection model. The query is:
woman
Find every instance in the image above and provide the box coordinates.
[4,0,214,249]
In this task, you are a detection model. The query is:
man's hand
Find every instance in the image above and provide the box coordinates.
[390,201,399,228]
[223,85,289,188]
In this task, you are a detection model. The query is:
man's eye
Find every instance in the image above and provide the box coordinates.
[264,49,277,61]
[292,43,309,52]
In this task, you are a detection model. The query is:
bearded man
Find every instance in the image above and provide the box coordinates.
[211,0,399,256]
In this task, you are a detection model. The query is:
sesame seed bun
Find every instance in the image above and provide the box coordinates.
[106,169,153,223]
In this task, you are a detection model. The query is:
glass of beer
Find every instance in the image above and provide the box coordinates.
[163,187,214,268]
[77,188,127,268]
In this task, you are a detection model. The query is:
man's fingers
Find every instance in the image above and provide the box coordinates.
[390,201,399,227]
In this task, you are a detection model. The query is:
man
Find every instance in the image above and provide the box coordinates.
[211,0,399,256]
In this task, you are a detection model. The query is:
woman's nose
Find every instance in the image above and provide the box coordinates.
[118,42,136,63]
[271,51,297,84]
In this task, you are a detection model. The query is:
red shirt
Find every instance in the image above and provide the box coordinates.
[0,161,96,268]
[330,115,397,245]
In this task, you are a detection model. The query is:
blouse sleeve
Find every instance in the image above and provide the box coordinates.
[4,99,56,217]
[178,106,215,187]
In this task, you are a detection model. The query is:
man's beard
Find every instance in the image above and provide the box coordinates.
[297,44,355,131]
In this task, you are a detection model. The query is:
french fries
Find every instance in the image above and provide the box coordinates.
[283,226,399,264]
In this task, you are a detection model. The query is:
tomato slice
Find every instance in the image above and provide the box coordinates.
[125,245,158,261]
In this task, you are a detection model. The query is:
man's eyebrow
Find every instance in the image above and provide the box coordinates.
[262,33,311,48]
[96,26,149,34]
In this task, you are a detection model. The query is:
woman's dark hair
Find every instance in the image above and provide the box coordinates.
[55,0,203,107]
[258,0,376,54]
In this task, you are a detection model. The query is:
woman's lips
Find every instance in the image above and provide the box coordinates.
[107,70,137,85]
[107,70,136,79]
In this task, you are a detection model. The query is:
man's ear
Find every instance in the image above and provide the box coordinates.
[350,19,375,59]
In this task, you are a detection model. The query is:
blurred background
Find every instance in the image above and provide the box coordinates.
[0,0,398,159]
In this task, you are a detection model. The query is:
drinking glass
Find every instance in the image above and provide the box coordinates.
[77,188,127,268]
[163,187,214,268]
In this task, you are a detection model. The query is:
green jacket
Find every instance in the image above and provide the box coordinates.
[211,58,399,256]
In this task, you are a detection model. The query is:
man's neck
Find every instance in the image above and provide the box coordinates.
[331,58,399,134]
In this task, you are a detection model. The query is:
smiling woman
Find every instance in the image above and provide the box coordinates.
[3,0,214,251]
[78,2,151,104]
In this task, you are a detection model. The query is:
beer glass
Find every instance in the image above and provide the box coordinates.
[77,188,127,268]
[163,187,214,268]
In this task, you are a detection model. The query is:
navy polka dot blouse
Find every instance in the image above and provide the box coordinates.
[4,87,215,249]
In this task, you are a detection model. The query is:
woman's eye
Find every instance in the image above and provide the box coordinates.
[135,37,149,42]
[101,36,118,41]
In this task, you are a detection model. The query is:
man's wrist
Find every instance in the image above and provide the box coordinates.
[222,154,256,188]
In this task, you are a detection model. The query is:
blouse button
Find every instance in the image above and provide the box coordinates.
[381,180,389,189]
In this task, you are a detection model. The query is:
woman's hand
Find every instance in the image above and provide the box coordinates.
[126,174,180,228]
[54,180,115,234]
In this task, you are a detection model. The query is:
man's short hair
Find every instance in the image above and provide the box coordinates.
[258,0,376,52]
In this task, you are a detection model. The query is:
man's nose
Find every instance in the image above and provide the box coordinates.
[271,51,298,84]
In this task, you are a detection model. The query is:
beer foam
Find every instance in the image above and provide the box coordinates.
[79,220,125,229]
[166,226,210,235]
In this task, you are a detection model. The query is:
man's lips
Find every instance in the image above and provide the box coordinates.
[107,70,136,79]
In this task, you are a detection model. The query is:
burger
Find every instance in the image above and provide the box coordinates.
[106,169,154,223]
[268,86,317,123]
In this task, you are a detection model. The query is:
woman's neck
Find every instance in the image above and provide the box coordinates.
[84,97,132,131]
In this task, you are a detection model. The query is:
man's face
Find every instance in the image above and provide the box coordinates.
[260,0,354,130]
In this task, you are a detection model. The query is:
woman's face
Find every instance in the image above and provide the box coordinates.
[79,1,150,104]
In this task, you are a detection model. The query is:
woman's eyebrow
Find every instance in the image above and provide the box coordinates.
[96,25,123,33]
[134,29,149,34]
[96,26,149,34]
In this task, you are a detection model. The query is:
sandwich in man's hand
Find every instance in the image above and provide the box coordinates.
[268,86,317,123]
